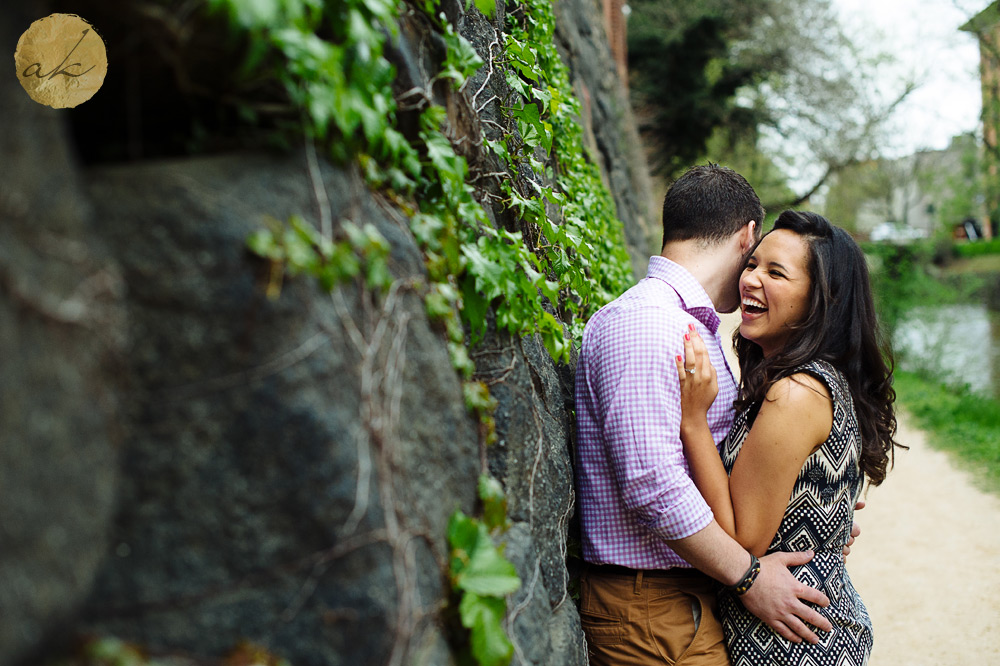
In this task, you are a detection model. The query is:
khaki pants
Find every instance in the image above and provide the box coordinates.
[579,566,730,666]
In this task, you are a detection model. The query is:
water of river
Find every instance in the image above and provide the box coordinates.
[893,304,1000,399]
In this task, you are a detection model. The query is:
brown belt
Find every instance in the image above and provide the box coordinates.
[586,562,704,579]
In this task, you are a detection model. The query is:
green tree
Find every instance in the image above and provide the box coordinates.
[627,1,774,176]
[628,0,915,210]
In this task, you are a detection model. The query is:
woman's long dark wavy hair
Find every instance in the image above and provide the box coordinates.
[733,210,903,486]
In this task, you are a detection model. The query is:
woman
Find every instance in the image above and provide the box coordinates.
[675,210,902,665]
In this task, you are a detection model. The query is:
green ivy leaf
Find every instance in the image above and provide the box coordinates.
[442,24,485,83]
[485,138,511,164]
[478,475,508,532]
[365,256,391,291]
[247,229,283,261]
[539,310,570,362]
[460,273,489,342]
[282,226,318,276]
[464,381,498,415]
[456,525,520,597]
[463,242,510,301]
[472,0,497,18]
[459,592,514,666]
[329,241,361,283]
[449,341,475,379]
[503,69,532,98]
[425,282,457,322]
[448,510,480,573]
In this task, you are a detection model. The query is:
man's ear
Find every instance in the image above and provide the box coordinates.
[740,220,757,253]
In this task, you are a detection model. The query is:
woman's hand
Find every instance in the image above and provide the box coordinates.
[675,324,719,421]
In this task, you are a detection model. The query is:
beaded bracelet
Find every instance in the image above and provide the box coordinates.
[728,553,761,596]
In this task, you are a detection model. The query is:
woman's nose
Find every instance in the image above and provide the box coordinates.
[741,267,762,288]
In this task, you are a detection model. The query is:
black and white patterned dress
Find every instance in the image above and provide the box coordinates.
[719,360,873,666]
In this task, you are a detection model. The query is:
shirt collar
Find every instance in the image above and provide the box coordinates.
[646,256,721,334]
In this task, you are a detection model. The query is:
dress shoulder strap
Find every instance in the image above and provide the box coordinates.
[790,359,850,405]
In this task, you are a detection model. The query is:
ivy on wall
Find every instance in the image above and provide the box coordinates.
[215,0,632,364]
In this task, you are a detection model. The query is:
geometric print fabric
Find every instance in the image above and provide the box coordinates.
[719,360,874,665]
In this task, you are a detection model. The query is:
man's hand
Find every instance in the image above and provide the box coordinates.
[844,500,865,558]
[739,551,832,644]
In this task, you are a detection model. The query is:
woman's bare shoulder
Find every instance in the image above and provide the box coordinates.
[764,372,832,408]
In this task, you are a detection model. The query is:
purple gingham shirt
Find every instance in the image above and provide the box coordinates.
[575,256,738,569]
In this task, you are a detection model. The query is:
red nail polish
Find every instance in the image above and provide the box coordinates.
[684,333,690,341]
[676,354,683,362]
[688,323,695,331]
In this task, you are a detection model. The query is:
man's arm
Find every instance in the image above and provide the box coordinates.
[668,520,833,644]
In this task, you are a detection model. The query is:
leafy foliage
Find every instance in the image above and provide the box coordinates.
[823,135,984,241]
[448,477,520,666]
[822,160,900,234]
[919,134,984,234]
[627,3,765,175]
[247,215,392,297]
[499,0,633,340]
[701,127,796,226]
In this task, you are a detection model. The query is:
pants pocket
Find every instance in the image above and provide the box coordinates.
[689,589,726,658]
[579,609,625,646]
[647,586,699,663]
[648,585,728,665]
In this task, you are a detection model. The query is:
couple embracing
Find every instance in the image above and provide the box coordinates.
[575,164,901,665]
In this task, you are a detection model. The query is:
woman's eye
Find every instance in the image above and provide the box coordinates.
[769,270,784,278]
[744,263,756,272]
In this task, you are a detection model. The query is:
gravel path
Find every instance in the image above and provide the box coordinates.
[847,417,1000,665]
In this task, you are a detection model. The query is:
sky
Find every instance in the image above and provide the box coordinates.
[831,0,985,157]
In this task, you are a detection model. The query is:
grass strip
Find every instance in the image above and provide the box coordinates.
[893,370,1000,495]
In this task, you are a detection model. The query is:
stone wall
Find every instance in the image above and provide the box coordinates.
[0,1,124,660]
[0,0,657,664]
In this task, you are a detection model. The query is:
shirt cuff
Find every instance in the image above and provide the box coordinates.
[642,482,715,542]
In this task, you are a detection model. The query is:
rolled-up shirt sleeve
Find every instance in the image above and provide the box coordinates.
[591,306,714,541]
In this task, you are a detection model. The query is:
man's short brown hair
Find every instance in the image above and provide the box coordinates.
[661,164,764,248]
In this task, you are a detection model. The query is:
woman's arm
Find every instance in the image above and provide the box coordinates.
[674,329,733,532]
[677,330,833,555]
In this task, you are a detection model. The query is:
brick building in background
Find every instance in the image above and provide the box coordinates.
[602,0,629,82]
[962,1,1000,237]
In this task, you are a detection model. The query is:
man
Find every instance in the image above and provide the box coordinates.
[575,164,834,665]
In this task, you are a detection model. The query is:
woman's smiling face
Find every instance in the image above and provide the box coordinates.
[738,229,812,357]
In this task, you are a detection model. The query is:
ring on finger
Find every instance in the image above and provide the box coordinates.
[685,367,695,374]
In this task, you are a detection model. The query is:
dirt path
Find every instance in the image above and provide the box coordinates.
[716,313,1000,663]
[848,417,1000,665]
